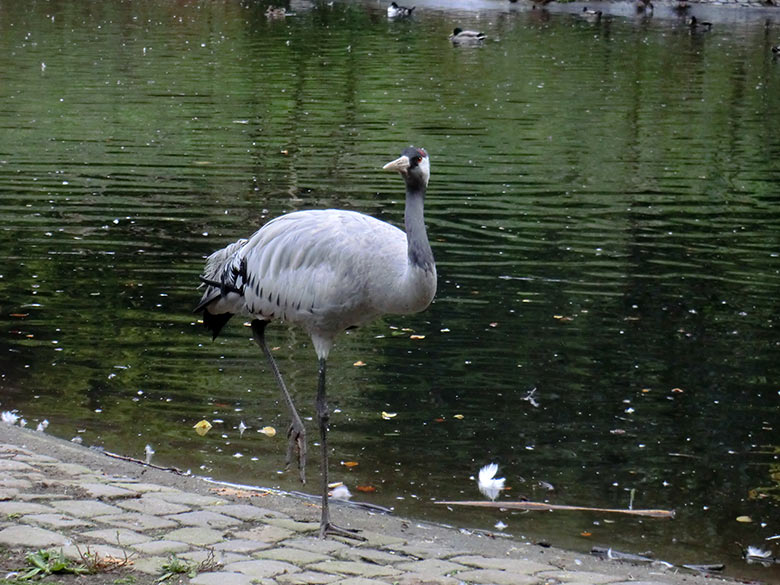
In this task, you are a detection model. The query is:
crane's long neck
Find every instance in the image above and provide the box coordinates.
[405,185,434,272]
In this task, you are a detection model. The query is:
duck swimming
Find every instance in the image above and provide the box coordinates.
[387,1,415,18]
[449,27,486,45]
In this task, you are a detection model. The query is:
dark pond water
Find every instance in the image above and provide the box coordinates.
[1,0,779,580]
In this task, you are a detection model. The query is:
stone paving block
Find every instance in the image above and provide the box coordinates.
[213,538,273,554]
[0,488,19,501]
[131,539,190,555]
[450,555,555,573]
[164,526,226,546]
[224,558,301,578]
[24,512,93,529]
[0,525,70,548]
[276,570,341,584]
[254,545,331,564]
[165,509,243,529]
[395,558,468,577]
[210,503,291,521]
[97,511,179,531]
[37,462,94,476]
[0,501,54,515]
[354,529,407,547]
[0,478,33,489]
[111,481,178,493]
[130,554,170,575]
[116,494,191,515]
[264,517,320,533]
[155,491,226,507]
[49,498,125,518]
[12,453,59,464]
[61,542,130,562]
[610,581,672,585]
[284,536,351,555]
[81,527,152,546]
[80,482,138,499]
[183,548,250,564]
[233,523,294,543]
[307,560,401,578]
[385,541,467,559]
[0,459,35,472]
[454,569,539,585]
[335,578,395,585]
[538,570,624,585]
[339,546,412,565]
[190,572,258,585]
[396,573,462,585]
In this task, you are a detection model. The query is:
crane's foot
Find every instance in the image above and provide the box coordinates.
[285,420,307,484]
[321,522,365,541]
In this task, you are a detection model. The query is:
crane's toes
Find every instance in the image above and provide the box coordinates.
[285,422,307,484]
[321,522,365,541]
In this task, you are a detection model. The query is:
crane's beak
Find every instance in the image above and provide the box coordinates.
[382,155,410,173]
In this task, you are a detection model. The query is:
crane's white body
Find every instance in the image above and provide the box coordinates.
[201,208,436,358]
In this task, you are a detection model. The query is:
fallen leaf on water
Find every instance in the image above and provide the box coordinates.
[342,461,359,468]
[736,515,753,523]
[259,426,276,437]
[671,387,684,393]
[409,334,425,340]
[489,322,498,328]
[9,313,28,318]
[355,485,377,493]
[580,531,592,537]
[433,417,445,423]
[381,411,397,420]
[193,420,212,436]
[453,414,465,420]
[353,360,367,367]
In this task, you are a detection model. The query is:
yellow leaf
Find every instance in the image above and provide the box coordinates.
[353,360,366,367]
[381,411,397,420]
[453,414,465,420]
[342,461,359,468]
[736,515,752,523]
[193,420,212,436]
[409,334,425,340]
[259,426,276,437]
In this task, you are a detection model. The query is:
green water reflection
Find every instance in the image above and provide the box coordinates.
[1,0,778,580]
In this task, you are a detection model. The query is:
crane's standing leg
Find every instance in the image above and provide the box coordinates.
[251,319,306,483]
[315,358,364,540]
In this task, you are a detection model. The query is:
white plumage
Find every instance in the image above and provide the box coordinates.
[195,147,435,538]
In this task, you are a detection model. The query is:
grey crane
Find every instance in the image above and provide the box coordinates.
[194,146,436,538]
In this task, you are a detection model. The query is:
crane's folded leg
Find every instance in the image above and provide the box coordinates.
[251,319,307,484]
[315,358,364,540]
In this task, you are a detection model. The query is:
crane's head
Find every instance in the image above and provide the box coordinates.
[383,146,430,190]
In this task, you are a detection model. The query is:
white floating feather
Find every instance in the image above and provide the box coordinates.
[477,463,506,501]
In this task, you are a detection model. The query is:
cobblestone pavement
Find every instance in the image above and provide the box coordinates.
[0,425,737,585]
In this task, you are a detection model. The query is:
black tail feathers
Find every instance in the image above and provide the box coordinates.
[201,309,234,340]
